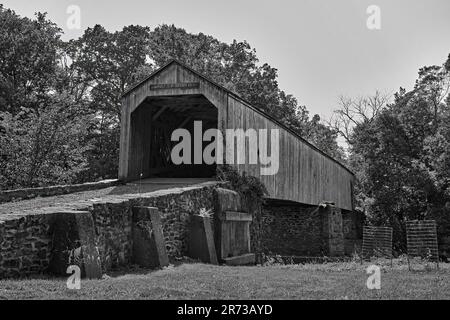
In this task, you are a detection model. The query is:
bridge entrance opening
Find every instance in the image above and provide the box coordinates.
[129,94,218,179]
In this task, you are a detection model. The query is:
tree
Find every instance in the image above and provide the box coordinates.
[67,24,152,180]
[339,56,450,251]
[0,6,93,189]
[0,96,91,189]
[69,24,152,120]
[0,6,63,113]
[329,90,391,146]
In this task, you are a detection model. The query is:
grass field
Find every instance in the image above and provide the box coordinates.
[0,259,449,300]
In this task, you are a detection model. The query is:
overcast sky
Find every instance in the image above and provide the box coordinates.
[3,0,450,119]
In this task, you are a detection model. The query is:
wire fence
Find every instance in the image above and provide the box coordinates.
[406,220,439,270]
[361,225,393,265]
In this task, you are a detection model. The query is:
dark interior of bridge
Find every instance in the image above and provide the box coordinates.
[129,94,218,179]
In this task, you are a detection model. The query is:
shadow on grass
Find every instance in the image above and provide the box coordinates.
[96,258,200,278]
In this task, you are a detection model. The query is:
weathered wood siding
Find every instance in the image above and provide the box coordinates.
[120,60,354,210]
[225,95,354,210]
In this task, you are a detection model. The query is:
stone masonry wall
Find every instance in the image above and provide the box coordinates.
[90,201,134,270]
[0,182,219,278]
[0,181,362,278]
[259,202,362,257]
[90,185,216,270]
[259,203,326,256]
[0,212,61,278]
[135,187,215,258]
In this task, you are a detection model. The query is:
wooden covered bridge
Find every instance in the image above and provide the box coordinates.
[119,59,354,212]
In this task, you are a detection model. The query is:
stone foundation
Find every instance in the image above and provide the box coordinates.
[0,213,54,278]
[258,202,323,256]
[0,181,364,279]
[0,182,218,278]
[258,201,362,257]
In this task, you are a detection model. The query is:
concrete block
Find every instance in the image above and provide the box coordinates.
[188,215,218,265]
[132,207,169,268]
[48,211,102,279]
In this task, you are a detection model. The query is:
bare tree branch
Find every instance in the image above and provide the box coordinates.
[328,91,392,148]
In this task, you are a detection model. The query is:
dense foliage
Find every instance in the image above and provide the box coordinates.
[332,56,450,251]
[216,164,268,208]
